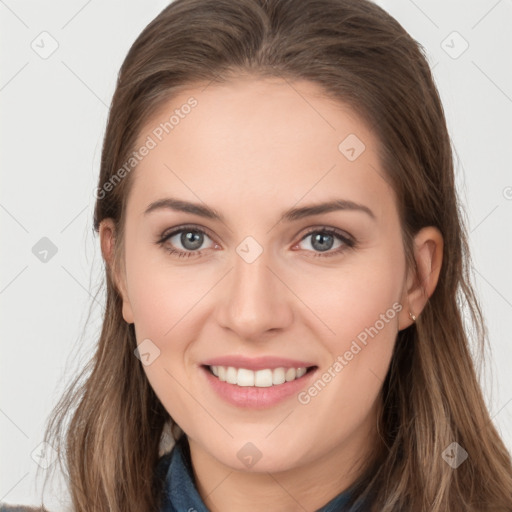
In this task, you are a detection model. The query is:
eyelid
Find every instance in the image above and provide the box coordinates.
[157,224,356,257]
[159,224,353,243]
[298,225,355,244]
[158,223,219,243]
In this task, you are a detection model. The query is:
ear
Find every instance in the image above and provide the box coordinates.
[398,226,443,330]
[99,218,134,324]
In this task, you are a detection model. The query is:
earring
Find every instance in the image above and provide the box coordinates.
[409,312,417,322]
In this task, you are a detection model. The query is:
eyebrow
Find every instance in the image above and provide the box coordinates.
[144,197,376,222]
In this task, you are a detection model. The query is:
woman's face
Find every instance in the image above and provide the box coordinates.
[110,76,414,475]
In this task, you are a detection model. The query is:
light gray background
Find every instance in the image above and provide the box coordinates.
[1,0,511,509]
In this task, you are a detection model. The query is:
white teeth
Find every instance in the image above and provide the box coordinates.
[285,368,296,382]
[254,369,273,387]
[296,367,307,378]
[209,365,310,387]
[226,366,237,383]
[272,367,286,385]
[237,368,254,387]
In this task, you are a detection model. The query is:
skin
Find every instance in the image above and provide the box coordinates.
[100,75,443,512]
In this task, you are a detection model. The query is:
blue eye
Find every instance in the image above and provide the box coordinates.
[156,225,355,259]
[296,228,355,257]
[157,225,215,258]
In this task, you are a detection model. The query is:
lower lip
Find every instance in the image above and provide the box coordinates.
[200,366,317,409]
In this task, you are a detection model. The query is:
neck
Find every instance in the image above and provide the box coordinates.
[187,414,380,512]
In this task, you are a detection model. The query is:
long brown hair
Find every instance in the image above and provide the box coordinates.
[43,0,512,510]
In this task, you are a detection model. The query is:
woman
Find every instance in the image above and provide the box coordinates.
[6,0,512,510]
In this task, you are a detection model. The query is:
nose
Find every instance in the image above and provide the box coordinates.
[214,245,294,340]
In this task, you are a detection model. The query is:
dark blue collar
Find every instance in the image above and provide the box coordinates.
[158,436,359,512]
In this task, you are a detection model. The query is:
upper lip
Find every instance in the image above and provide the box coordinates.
[201,355,317,371]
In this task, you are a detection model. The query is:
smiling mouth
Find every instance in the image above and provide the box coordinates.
[203,365,317,387]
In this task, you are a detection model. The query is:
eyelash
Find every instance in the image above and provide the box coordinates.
[156,224,356,259]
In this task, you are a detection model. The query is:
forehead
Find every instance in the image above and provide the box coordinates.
[129,76,393,221]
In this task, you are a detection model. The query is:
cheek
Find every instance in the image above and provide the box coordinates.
[292,246,405,348]
[124,237,207,340]
[123,241,216,405]
[290,245,405,407]
[124,248,203,415]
